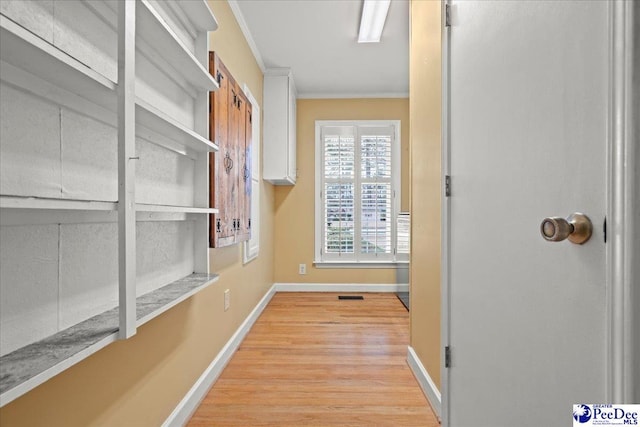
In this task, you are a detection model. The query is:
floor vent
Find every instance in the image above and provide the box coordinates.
[338,295,364,300]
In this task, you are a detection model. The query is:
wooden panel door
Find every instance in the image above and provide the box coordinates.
[209,53,253,248]
[235,86,247,243]
[237,94,252,243]
[209,52,235,247]
[221,71,240,247]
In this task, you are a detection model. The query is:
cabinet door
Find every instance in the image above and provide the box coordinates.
[209,53,235,247]
[287,78,297,182]
[237,96,252,242]
[235,88,247,243]
[221,77,240,246]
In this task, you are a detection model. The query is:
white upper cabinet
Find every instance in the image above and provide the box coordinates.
[263,68,297,185]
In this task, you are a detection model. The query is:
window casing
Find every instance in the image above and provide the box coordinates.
[315,120,400,265]
[243,85,260,264]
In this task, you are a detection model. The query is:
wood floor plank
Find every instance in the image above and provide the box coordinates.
[187,293,439,426]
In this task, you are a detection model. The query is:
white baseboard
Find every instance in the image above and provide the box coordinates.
[407,346,441,419]
[162,284,277,427]
[274,282,409,292]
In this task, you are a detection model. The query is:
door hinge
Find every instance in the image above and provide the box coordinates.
[603,217,607,243]
[445,346,451,368]
[445,4,451,27]
[445,175,451,197]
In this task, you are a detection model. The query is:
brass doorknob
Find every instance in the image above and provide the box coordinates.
[540,213,592,244]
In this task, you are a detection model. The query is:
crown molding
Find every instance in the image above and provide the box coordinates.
[227,0,266,73]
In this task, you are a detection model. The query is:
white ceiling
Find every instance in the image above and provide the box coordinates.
[230,0,409,98]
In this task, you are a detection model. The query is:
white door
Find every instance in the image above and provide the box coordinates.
[446,1,610,426]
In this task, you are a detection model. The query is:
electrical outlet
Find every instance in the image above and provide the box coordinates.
[299,263,307,275]
[224,289,230,311]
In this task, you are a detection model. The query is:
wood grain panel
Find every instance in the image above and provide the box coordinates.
[226,80,239,239]
[209,52,235,247]
[236,92,251,242]
[208,53,253,247]
[188,293,439,426]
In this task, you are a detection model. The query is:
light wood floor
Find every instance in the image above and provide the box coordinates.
[188,292,439,426]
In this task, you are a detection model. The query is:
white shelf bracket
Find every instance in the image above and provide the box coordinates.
[118,0,137,340]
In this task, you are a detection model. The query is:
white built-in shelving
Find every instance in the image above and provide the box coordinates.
[137,0,217,93]
[0,15,116,109]
[0,273,219,406]
[136,99,219,154]
[0,0,219,406]
[0,15,219,156]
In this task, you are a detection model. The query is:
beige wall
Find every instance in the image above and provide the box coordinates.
[273,98,409,283]
[0,1,274,425]
[410,0,442,389]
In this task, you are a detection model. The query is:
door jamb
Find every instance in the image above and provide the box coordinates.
[607,0,637,404]
[440,0,451,425]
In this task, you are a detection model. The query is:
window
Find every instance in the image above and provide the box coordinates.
[314,121,400,265]
[243,85,260,264]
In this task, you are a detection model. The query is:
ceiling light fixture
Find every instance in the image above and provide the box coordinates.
[358,0,391,43]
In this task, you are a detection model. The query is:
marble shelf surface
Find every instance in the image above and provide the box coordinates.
[0,273,219,401]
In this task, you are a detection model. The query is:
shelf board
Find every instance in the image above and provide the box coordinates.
[136,99,218,153]
[0,198,218,215]
[135,204,218,214]
[137,273,219,325]
[178,0,219,32]
[0,273,219,407]
[0,196,117,211]
[0,310,120,407]
[137,0,218,93]
[0,15,116,110]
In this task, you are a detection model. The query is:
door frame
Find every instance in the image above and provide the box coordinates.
[440,1,451,425]
[439,1,638,424]
[607,0,637,404]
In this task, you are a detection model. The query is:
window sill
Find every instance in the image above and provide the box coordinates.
[314,260,408,269]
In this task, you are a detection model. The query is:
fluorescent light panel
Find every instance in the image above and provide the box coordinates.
[358,0,391,43]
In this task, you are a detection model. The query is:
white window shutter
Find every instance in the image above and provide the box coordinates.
[322,126,355,256]
[316,122,400,264]
[359,127,393,257]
